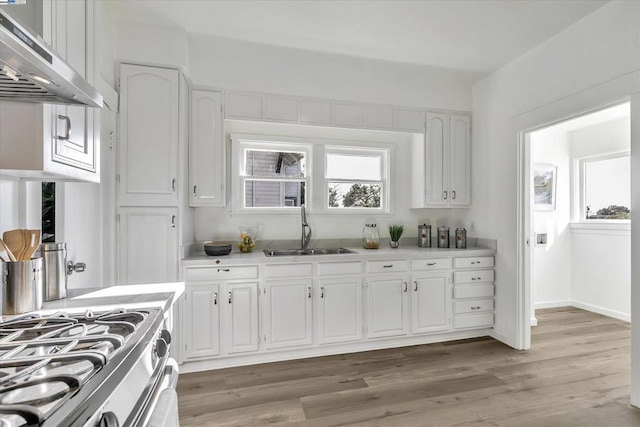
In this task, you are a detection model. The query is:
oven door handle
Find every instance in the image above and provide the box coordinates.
[164,358,179,389]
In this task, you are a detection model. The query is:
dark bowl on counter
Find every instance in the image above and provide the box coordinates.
[204,241,232,256]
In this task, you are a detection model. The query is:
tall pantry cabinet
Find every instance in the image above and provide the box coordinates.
[116,64,192,285]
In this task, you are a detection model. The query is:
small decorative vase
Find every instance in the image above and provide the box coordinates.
[390,241,400,249]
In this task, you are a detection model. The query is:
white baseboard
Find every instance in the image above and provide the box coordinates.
[571,301,630,322]
[534,300,572,309]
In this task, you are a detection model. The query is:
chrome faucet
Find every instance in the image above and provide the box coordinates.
[301,204,312,250]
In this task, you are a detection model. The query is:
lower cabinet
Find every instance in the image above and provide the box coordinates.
[183,284,220,359]
[225,282,259,354]
[411,272,451,334]
[263,279,313,349]
[366,275,409,339]
[318,277,363,344]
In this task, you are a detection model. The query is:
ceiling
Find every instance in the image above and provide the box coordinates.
[110,0,609,78]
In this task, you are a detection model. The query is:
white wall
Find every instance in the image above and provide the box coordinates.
[571,117,631,158]
[471,0,640,348]
[531,128,572,308]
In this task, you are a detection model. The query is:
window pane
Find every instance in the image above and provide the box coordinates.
[326,153,381,180]
[244,150,306,177]
[585,156,631,220]
[328,182,381,208]
[245,180,305,208]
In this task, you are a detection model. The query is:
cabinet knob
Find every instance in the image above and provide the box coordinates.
[171,215,176,228]
[320,287,325,298]
[213,292,218,305]
[308,286,312,299]
[471,306,481,310]
[228,292,232,304]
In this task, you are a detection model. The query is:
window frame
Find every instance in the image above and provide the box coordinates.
[576,150,631,224]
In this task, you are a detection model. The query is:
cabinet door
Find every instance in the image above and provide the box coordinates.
[50,0,97,173]
[119,64,179,202]
[367,275,409,338]
[263,279,313,349]
[411,273,451,334]
[318,278,362,344]
[225,282,259,354]
[424,112,449,207]
[183,284,220,359]
[189,90,225,207]
[117,206,178,285]
[449,115,471,207]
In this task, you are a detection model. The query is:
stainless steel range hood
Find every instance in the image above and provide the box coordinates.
[0,9,102,107]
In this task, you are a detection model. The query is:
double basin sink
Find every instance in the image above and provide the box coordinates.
[263,248,356,257]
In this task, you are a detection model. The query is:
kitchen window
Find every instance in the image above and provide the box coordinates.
[578,152,631,221]
[232,137,312,212]
[231,134,392,214]
[325,146,388,211]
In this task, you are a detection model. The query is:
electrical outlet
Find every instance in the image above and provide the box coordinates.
[469,221,475,231]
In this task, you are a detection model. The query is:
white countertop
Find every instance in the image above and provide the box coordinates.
[182,245,496,266]
[33,282,185,315]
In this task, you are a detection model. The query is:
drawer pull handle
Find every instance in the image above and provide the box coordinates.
[383,264,393,268]
[193,185,197,197]
[172,178,177,192]
[171,215,176,228]
[452,190,456,199]
[321,287,325,298]
[472,277,482,281]
[426,262,436,266]
[308,286,312,299]
[471,261,480,265]
[414,281,418,292]
[213,292,218,305]
[228,292,232,304]
[471,306,481,310]
[444,190,448,200]
[217,268,230,272]
[403,282,408,292]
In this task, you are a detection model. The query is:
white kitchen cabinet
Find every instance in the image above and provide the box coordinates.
[412,112,471,208]
[318,278,363,344]
[117,206,178,285]
[118,64,180,203]
[0,0,99,182]
[411,272,451,334]
[263,279,313,349]
[366,275,409,339]
[189,90,225,207]
[225,282,259,354]
[452,256,495,330]
[183,284,220,359]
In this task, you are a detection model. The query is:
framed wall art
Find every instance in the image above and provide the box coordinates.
[533,164,557,211]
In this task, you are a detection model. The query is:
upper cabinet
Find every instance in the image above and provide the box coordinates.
[412,112,471,208]
[0,0,100,182]
[189,90,225,207]
[118,64,180,203]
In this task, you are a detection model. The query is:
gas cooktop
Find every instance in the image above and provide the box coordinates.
[0,308,160,426]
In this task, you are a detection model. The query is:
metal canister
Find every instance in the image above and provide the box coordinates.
[1,258,43,315]
[437,226,450,248]
[418,224,431,248]
[455,228,467,249]
[36,243,68,301]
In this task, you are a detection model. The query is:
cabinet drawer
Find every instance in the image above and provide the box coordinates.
[454,298,494,314]
[186,265,258,281]
[265,263,313,278]
[453,257,494,269]
[454,270,494,284]
[366,260,408,273]
[318,261,362,276]
[454,284,494,299]
[411,258,452,271]
[454,313,494,329]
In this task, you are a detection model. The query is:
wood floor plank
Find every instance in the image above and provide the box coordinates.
[177,307,637,426]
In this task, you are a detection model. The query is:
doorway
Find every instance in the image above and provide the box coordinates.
[523,102,631,327]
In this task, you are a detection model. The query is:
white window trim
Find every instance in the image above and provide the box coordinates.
[573,150,630,226]
[231,134,312,214]
[230,134,394,215]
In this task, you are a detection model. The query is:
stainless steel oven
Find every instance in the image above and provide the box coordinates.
[0,308,179,427]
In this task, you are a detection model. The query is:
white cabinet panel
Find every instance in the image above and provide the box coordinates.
[454,270,494,284]
[411,258,452,271]
[264,279,313,349]
[119,64,179,202]
[183,284,220,359]
[299,99,332,124]
[318,261,362,276]
[225,282,259,354]
[364,106,394,129]
[454,284,494,299]
[333,103,364,127]
[449,115,471,206]
[394,109,423,131]
[264,263,313,278]
[185,265,258,282]
[425,112,449,207]
[367,276,409,338]
[411,273,450,334]
[453,257,494,269]
[189,90,224,207]
[454,313,494,329]
[454,298,494,314]
[225,93,263,119]
[264,96,298,122]
[319,278,363,344]
[366,260,409,274]
[117,206,178,285]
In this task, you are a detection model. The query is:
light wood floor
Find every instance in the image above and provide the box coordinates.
[177,308,640,426]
